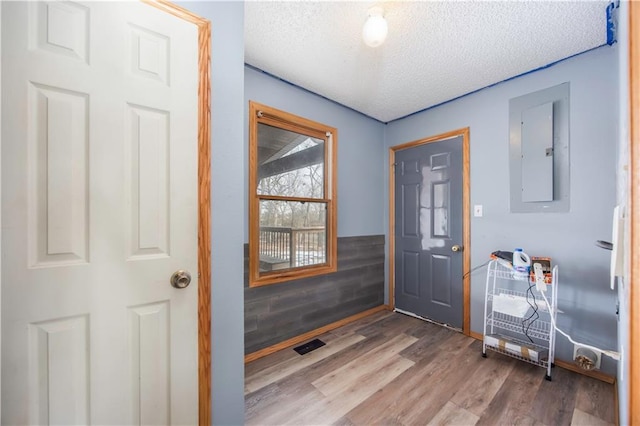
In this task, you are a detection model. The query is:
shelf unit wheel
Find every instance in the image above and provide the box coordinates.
[482,352,487,358]
[545,374,552,381]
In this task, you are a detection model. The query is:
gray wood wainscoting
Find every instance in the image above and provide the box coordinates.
[244,235,385,355]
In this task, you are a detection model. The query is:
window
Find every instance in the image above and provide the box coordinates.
[249,101,337,287]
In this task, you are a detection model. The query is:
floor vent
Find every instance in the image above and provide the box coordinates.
[294,338,326,355]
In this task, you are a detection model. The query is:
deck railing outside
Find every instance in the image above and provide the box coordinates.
[259,226,326,270]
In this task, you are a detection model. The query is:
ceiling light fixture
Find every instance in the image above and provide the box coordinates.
[362,6,388,48]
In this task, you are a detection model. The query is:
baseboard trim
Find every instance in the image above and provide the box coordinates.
[468,332,616,384]
[244,305,388,364]
[553,359,616,384]
[470,331,483,341]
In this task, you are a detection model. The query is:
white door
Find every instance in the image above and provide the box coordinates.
[1,1,199,424]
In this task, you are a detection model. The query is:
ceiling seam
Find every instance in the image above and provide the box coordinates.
[385,43,610,125]
[244,63,386,125]
[247,43,610,126]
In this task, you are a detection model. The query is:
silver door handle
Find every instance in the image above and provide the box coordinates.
[452,245,463,252]
[170,270,192,289]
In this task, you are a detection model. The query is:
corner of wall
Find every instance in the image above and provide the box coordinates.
[177,1,246,424]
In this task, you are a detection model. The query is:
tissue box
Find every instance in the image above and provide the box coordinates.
[484,334,548,363]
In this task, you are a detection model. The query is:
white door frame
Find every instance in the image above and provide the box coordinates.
[388,127,471,336]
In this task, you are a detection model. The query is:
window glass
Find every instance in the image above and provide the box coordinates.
[256,123,325,199]
[258,200,327,271]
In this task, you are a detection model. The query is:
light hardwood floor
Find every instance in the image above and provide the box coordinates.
[245,311,616,426]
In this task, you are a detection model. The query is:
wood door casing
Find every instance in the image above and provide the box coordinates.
[389,128,470,335]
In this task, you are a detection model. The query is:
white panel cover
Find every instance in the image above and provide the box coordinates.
[32,1,89,62]
[521,101,554,202]
[28,316,89,425]
[129,23,169,84]
[126,104,170,259]
[28,82,89,267]
[129,302,170,425]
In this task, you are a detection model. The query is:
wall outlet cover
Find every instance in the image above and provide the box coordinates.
[573,344,602,370]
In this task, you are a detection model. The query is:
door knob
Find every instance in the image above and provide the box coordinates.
[170,270,192,289]
[452,245,463,252]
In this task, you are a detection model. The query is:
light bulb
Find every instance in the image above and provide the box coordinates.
[362,7,388,48]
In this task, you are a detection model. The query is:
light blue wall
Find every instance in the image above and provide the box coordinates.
[179,2,245,425]
[384,46,620,376]
[244,67,386,239]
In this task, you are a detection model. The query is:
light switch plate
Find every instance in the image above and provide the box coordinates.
[474,205,483,217]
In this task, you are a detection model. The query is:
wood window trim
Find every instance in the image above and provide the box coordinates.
[248,101,338,287]
[388,127,471,336]
[140,1,211,424]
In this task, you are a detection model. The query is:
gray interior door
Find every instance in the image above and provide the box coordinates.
[394,136,463,328]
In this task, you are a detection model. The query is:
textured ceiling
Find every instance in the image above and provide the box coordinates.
[245,1,609,123]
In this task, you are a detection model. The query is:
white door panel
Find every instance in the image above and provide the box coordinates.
[2,1,198,424]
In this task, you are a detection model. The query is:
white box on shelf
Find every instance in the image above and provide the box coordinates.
[484,334,549,363]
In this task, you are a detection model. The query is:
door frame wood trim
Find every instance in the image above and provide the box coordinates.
[388,127,471,336]
[140,1,211,424]
[629,2,639,424]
